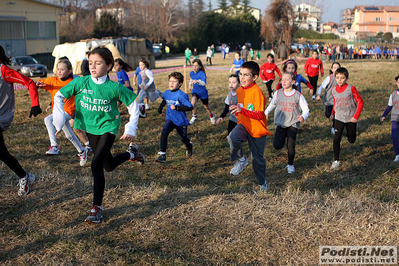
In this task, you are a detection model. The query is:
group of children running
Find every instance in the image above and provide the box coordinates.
[1,45,398,225]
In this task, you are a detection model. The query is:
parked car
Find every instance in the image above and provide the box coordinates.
[10,56,47,77]
[152,44,162,59]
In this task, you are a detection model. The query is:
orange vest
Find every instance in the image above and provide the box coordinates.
[236,83,271,138]
[38,77,76,117]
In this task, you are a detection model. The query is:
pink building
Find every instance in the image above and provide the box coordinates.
[352,6,399,36]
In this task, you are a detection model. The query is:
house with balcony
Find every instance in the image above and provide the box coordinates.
[294,3,322,32]
[351,6,399,37]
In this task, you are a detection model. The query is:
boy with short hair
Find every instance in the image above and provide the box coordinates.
[156,72,193,163]
[228,61,272,190]
[330,67,363,169]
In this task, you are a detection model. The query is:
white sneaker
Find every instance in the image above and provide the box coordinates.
[394,155,399,162]
[260,183,269,191]
[286,164,295,174]
[230,156,249,176]
[145,104,151,110]
[268,97,272,102]
[78,148,88,166]
[331,127,335,135]
[210,116,216,124]
[189,116,197,124]
[331,160,340,169]
[46,146,60,155]
[312,95,316,100]
[18,173,36,196]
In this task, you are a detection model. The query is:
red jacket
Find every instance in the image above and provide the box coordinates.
[260,62,282,82]
[304,58,324,77]
[1,64,40,107]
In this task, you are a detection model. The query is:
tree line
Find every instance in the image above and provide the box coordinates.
[54,0,312,53]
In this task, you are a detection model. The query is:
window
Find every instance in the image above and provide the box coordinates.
[26,21,56,39]
[390,26,394,32]
[0,21,24,39]
[397,27,399,33]
[375,17,382,21]
[380,26,383,32]
[390,17,395,21]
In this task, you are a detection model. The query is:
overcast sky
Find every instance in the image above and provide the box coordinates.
[210,0,398,23]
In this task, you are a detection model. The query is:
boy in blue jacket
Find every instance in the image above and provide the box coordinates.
[156,72,194,163]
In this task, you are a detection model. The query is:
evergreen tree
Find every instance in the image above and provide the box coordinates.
[93,13,122,38]
[208,0,212,11]
[230,0,240,13]
[218,0,228,12]
[242,0,250,13]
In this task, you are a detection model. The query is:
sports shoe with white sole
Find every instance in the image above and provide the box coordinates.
[394,155,399,162]
[18,173,36,196]
[260,183,269,191]
[145,104,151,110]
[230,156,249,176]
[46,146,60,155]
[210,116,216,124]
[85,205,103,224]
[331,160,340,169]
[127,142,145,165]
[78,149,88,166]
[186,142,193,158]
[286,164,295,174]
[189,116,197,124]
[156,154,166,163]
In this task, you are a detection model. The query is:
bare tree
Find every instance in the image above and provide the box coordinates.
[261,0,298,45]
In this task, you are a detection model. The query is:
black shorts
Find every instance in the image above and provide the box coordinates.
[192,93,209,105]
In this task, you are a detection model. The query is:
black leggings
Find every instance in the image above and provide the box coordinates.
[0,130,26,178]
[227,120,237,135]
[325,105,335,127]
[160,120,191,152]
[264,80,274,98]
[273,126,298,165]
[308,75,319,96]
[87,132,130,206]
[333,120,357,160]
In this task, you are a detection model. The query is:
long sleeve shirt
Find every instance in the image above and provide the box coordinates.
[304,58,324,77]
[260,62,282,82]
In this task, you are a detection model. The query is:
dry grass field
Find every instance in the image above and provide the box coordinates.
[1,51,399,265]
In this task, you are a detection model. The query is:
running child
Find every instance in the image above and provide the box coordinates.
[276,59,313,94]
[305,50,324,100]
[114,58,134,92]
[0,45,42,195]
[380,75,399,162]
[228,61,271,190]
[137,58,162,117]
[229,52,244,75]
[330,67,363,169]
[189,59,216,124]
[316,62,341,135]
[156,72,193,163]
[52,47,145,224]
[36,59,88,166]
[256,50,261,61]
[265,72,310,174]
[216,74,240,134]
[260,53,282,100]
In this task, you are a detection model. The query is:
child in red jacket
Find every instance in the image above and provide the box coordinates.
[260,53,282,100]
[305,50,324,100]
[0,45,42,196]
